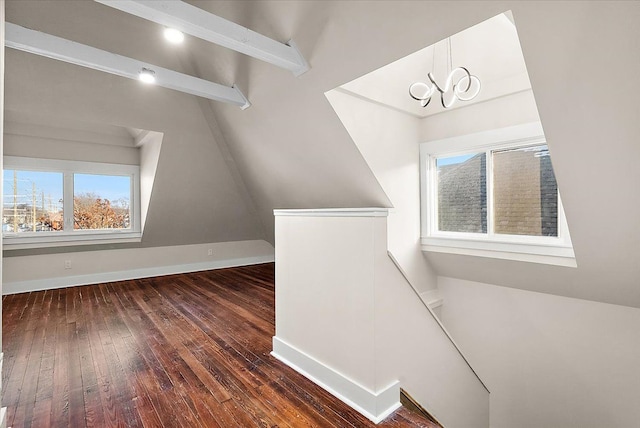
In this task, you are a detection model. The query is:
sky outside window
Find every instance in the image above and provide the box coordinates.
[74,173,130,206]
[3,170,64,207]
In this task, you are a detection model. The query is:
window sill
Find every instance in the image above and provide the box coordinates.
[421,236,577,267]
[3,231,142,250]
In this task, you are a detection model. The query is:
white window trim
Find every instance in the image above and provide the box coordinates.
[419,122,576,267]
[3,156,141,249]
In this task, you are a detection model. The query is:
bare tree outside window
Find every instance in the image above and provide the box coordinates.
[73,192,130,230]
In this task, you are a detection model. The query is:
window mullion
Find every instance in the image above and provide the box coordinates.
[131,173,139,232]
[429,155,438,236]
[486,149,494,238]
[64,172,74,232]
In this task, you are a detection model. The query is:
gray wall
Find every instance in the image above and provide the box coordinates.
[5,1,640,309]
[417,2,640,308]
[204,0,640,308]
[5,0,266,251]
[439,276,640,428]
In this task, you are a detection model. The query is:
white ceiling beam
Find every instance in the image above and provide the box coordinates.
[5,22,251,109]
[94,0,310,77]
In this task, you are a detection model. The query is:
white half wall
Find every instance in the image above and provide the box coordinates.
[438,276,640,428]
[273,208,488,427]
[3,239,274,294]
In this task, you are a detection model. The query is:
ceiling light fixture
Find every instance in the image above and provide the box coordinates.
[138,67,156,84]
[409,37,481,109]
[164,27,185,44]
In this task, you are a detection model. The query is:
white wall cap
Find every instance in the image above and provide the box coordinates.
[273,208,389,217]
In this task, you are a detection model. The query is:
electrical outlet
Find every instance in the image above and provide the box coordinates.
[64,260,72,269]
[207,249,213,256]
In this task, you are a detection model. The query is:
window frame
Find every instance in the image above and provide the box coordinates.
[3,156,141,249]
[420,122,576,267]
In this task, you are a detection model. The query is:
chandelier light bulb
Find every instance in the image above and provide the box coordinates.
[139,67,156,84]
[164,27,185,44]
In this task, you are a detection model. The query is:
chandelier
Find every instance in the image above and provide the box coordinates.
[409,38,481,109]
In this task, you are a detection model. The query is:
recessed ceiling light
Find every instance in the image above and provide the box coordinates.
[139,67,156,84]
[164,27,184,44]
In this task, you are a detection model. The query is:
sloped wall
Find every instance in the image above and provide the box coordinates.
[418,2,640,307]
[4,1,639,307]
[204,1,640,308]
[439,276,640,428]
[3,37,265,250]
[325,89,437,293]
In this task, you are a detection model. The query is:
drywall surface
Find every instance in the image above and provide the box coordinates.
[204,1,640,308]
[413,1,640,308]
[139,131,163,231]
[438,276,640,428]
[1,0,6,358]
[274,210,488,427]
[3,240,274,294]
[5,0,266,249]
[5,1,640,307]
[325,89,437,293]
[374,253,489,428]
[3,114,140,165]
[274,214,377,390]
[4,49,265,248]
[420,90,540,142]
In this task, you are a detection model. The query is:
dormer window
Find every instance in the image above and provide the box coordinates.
[420,122,576,267]
[3,157,141,249]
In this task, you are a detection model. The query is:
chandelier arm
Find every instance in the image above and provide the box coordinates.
[409,81,434,102]
[428,72,446,94]
[440,91,457,109]
[409,44,480,110]
[455,75,481,101]
[454,67,472,92]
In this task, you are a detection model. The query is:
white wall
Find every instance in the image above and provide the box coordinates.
[275,214,378,390]
[200,1,640,309]
[438,276,640,428]
[273,209,489,427]
[8,1,640,308]
[420,90,540,142]
[138,130,163,231]
[0,0,7,425]
[3,240,274,295]
[4,5,267,248]
[325,89,437,293]
[3,113,140,165]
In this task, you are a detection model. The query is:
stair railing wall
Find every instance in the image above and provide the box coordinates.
[272,208,489,427]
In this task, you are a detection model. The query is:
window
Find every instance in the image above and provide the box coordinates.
[74,174,131,230]
[3,157,140,249]
[420,122,575,267]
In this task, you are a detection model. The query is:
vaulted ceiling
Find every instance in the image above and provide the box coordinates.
[5,1,640,308]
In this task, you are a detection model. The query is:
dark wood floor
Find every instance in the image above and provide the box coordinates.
[2,263,436,427]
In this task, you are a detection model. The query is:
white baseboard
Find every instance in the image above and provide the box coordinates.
[271,336,401,423]
[2,254,274,295]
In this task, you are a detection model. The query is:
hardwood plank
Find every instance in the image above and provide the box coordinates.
[2,263,438,428]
